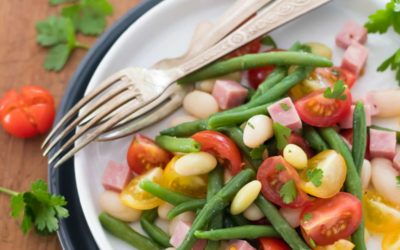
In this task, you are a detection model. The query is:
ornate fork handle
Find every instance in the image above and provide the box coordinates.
[175,0,330,80]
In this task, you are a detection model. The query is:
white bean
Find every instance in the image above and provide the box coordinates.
[305,42,332,59]
[370,89,400,117]
[158,202,174,220]
[224,169,233,184]
[243,203,264,221]
[230,180,262,215]
[170,115,197,127]
[165,248,176,250]
[361,159,372,190]
[243,115,274,148]
[174,152,217,176]
[283,144,308,169]
[99,191,141,222]
[279,207,302,228]
[195,80,215,93]
[183,90,219,119]
[371,158,400,205]
[168,211,196,235]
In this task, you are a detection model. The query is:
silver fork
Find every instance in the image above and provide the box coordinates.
[42,0,271,153]
[45,0,331,168]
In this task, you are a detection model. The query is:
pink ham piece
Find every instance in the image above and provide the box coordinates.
[369,129,396,159]
[102,161,132,192]
[267,97,302,130]
[339,104,372,129]
[212,80,248,110]
[335,21,368,49]
[341,42,368,76]
[225,240,256,250]
[170,221,206,250]
[354,93,379,116]
[393,151,400,171]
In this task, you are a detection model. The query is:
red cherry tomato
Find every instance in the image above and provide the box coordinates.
[294,88,352,127]
[259,237,290,250]
[287,133,314,158]
[300,192,362,246]
[257,156,310,208]
[0,85,55,138]
[192,130,243,175]
[314,67,357,89]
[126,134,172,175]
[224,38,261,59]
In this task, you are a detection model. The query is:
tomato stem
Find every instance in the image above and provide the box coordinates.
[0,186,18,196]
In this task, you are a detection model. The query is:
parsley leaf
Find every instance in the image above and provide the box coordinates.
[250,145,266,160]
[309,238,317,248]
[396,176,400,187]
[0,180,69,234]
[49,0,77,5]
[303,213,313,221]
[280,102,290,111]
[323,80,347,100]
[275,164,285,171]
[61,0,113,36]
[261,35,277,48]
[306,168,324,187]
[279,180,297,204]
[247,122,255,129]
[273,122,291,151]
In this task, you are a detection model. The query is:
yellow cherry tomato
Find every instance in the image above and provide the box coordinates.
[162,156,207,198]
[315,239,355,250]
[120,167,164,210]
[289,70,329,100]
[300,150,346,198]
[382,229,400,250]
[363,189,400,234]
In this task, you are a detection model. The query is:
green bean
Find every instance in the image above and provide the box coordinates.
[195,225,279,240]
[370,125,400,142]
[352,102,367,174]
[230,213,251,226]
[318,128,366,250]
[208,104,269,129]
[140,210,171,248]
[167,199,206,220]
[223,214,236,228]
[251,67,287,101]
[205,167,224,250]
[160,119,207,137]
[99,212,161,250]
[255,196,310,250]
[303,125,328,152]
[140,181,196,206]
[177,169,256,250]
[155,135,200,153]
[178,51,332,84]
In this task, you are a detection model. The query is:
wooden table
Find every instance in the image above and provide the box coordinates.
[0,1,140,249]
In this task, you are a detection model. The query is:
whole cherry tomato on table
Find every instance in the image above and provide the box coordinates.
[0,85,55,138]
[126,134,171,175]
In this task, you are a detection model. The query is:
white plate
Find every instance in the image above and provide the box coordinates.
[75,0,397,249]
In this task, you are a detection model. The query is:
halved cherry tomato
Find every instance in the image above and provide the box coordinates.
[315,239,355,250]
[287,133,314,158]
[0,85,55,138]
[192,130,243,175]
[382,229,400,250]
[120,167,164,210]
[257,156,309,208]
[162,156,207,198]
[300,192,362,246]
[294,88,352,127]
[259,237,290,250]
[300,150,347,199]
[224,38,261,59]
[363,189,400,234]
[126,134,172,175]
[289,67,356,101]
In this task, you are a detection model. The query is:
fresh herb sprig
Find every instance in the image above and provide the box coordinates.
[273,122,291,151]
[279,180,297,204]
[306,168,324,187]
[0,180,69,234]
[323,80,347,100]
[365,0,400,84]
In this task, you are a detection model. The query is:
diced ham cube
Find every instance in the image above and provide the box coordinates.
[170,221,206,250]
[102,161,132,192]
[267,97,302,130]
[354,93,379,116]
[336,21,368,49]
[393,151,400,171]
[369,129,396,159]
[339,104,372,129]
[225,240,256,250]
[341,42,368,76]
[212,80,248,110]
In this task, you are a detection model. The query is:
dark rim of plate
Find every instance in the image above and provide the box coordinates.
[47,0,162,249]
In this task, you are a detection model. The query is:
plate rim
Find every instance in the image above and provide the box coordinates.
[47,0,162,249]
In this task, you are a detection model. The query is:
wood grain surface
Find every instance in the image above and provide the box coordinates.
[0,1,140,249]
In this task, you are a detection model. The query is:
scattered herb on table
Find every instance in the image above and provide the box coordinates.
[0,180,69,234]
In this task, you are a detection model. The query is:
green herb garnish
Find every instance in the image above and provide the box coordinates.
[303,213,313,221]
[306,168,324,187]
[273,122,291,151]
[280,102,291,111]
[279,180,297,204]
[261,35,277,48]
[323,80,347,100]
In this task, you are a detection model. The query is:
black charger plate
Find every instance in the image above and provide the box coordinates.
[48,1,162,249]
